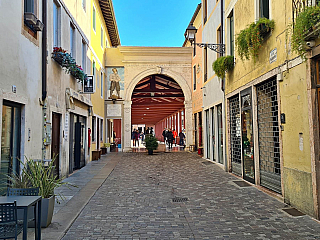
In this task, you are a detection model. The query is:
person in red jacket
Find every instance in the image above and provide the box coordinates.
[172,129,178,146]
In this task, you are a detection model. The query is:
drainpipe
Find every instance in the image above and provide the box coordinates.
[42,0,47,161]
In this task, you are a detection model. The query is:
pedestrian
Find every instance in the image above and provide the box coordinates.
[167,129,174,149]
[162,128,167,144]
[179,130,186,147]
[132,129,137,147]
[140,132,145,142]
[172,129,178,146]
[146,127,150,134]
[134,129,140,147]
[150,127,154,135]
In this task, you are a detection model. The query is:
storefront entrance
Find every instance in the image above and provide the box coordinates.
[0,101,21,195]
[241,89,254,183]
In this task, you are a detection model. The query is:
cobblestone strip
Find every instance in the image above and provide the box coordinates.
[62,152,320,240]
[42,153,121,240]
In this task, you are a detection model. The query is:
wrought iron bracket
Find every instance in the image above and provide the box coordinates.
[192,42,225,54]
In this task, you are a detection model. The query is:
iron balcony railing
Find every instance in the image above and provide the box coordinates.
[292,0,320,25]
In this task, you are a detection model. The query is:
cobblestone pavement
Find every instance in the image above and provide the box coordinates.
[62,152,320,240]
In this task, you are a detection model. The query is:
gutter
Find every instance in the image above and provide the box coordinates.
[42,0,47,101]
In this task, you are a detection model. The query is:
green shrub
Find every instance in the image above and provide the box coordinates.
[291,4,320,57]
[144,134,158,151]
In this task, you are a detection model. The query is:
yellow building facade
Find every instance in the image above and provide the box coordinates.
[89,0,120,158]
[224,0,320,218]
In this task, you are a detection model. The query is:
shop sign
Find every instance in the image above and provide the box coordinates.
[83,76,94,93]
[107,104,122,117]
[64,113,69,141]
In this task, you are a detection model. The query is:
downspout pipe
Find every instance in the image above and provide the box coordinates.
[42,0,47,101]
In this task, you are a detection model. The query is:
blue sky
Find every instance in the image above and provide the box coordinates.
[112,0,200,47]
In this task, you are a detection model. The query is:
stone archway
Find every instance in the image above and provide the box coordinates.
[123,67,192,152]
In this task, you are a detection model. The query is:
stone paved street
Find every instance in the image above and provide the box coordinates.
[61,152,320,240]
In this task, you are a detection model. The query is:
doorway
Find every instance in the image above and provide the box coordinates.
[241,89,255,183]
[51,113,60,178]
[205,109,210,158]
[0,101,21,195]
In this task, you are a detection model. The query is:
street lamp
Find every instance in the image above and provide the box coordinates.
[184,25,225,54]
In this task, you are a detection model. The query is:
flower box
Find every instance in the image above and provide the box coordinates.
[24,12,37,25]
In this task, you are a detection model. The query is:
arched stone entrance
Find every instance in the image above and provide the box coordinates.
[113,47,193,152]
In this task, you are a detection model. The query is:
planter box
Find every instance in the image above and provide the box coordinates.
[29,195,55,228]
[259,23,271,38]
[24,12,37,25]
[304,22,320,41]
[101,147,107,155]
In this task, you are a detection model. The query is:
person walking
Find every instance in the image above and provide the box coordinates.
[172,129,178,146]
[167,129,174,149]
[162,128,167,144]
[134,129,140,147]
[132,129,136,147]
[179,130,186,148]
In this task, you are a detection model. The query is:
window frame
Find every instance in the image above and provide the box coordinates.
[70,23,75,57]
[204,47,208,82]
[92,116,96,142]
[92,60,96,92]
[228,11,234,56]
[193,65,197,91]
[82,40,86,72]
[53,1,60,47]
[101,72,103,98]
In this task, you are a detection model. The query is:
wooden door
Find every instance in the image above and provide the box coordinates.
[51,113,60,178]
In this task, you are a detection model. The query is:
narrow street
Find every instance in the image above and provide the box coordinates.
[54,152,320,240]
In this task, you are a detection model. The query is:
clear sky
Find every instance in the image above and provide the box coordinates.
[112,0,200,47]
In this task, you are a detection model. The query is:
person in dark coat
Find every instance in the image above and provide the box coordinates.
[167,129,174,149]
[179,131,186,146]
[162,128,168,144]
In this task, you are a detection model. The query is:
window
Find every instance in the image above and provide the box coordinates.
[82,41,86,71]
[93,6,96,32]
[204,47,207,82]
[203,0,207,24]
[193,65,196,90]
[260,0,269,19]
[92,116,96,142]
[53,1,60,47]
[101,72,103,98]
[101,27,104,48]
[217,26,222,58]
[70,24,75,57]
[193,35,196,57]
[24,0,34,13]
[92,61,96,91]
[82,0,86,11]
[228,11,234,56]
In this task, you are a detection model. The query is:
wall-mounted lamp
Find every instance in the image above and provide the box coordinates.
[185,25,225,54]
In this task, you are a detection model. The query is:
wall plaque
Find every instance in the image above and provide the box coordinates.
[107,104,122,117]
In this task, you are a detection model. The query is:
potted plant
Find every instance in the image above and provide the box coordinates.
[5,157,76,227]
[235,18,275,61]
[101,143,110,155]
[144,134,158,155]
[212,56,234,79]
[290,4,320,58]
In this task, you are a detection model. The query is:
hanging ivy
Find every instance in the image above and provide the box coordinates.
[235,18,275,61]
[212,56,234,79]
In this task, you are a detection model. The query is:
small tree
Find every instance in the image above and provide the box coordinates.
[144,134,158,154]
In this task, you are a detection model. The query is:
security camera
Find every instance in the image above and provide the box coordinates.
[306,40,315,48]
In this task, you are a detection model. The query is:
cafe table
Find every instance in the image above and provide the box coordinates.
[0,196,42,240]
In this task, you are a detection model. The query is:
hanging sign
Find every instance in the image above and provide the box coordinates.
[83,76,94,94]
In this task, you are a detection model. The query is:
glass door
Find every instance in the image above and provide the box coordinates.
[241,89,255,183]
[205,110,210,158]
[217,104,223,164]
[211,107,215,161]
[0,102,21,195]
